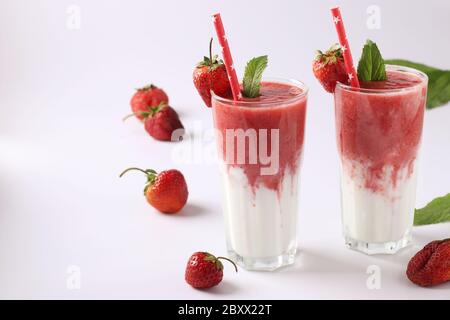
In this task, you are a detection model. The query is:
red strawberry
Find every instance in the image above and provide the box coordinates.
[119,167,188,214]
[312,44,349,93]
[193,38,232,108]
[130,84,169,121]
[141,103,184,141]
[185,252,237,289]
[406,238,450,287]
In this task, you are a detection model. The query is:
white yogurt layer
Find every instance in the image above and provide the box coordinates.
[340,159,417,244]
[219,165,299,259]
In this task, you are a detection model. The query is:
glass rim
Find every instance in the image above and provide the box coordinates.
[335,64,428,94]
[211,77,308,108]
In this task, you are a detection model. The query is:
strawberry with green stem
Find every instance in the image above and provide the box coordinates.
[124,102,184,142]
[193,38,232,107]
[185,252,238,289]
[130,84,169,121]
[141,102,184,142]
[313,44,349,93]
[119,167,188,214]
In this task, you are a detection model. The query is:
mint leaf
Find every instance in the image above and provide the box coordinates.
[357,40,387,82]
[414,193,450,226]
[385,59,450,109]
[242,55,268,98]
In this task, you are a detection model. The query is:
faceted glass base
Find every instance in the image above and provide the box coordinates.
[344,232,412,255]
[227,247,296,271]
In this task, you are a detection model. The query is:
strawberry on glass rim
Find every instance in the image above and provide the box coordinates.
[193,38,232,108]
[313,44,349,93]
[130,84,169,121]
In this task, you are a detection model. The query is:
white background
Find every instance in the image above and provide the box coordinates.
[1,0,449,299]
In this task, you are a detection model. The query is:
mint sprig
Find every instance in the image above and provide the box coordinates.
[414,193,450,226]
[242,55,268,98]
[357,39,387,82]
[385,59,450,109]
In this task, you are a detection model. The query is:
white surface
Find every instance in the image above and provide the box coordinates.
[220,166,298,259]
[1,0,450,299]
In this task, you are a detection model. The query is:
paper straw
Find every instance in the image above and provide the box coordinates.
[330,6,360,88]
[212,13,242,100]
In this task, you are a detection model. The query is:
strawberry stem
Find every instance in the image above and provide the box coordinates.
[120,167,158,194]
[122,113,139,122]
[209,37,213,63]
[217,256,238,273]
[120,167,157,181]
[149,102,167,116]
[119,167,150,177]
[123,102,167,122]
[136,84,156,91]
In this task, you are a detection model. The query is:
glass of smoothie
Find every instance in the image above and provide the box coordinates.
[334,65,428,254]
[211,78,308,270]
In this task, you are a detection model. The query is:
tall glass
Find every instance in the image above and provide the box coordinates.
[211,78,308,270]
[334,65,428,254]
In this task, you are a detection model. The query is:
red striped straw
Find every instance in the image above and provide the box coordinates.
[212,13,242,101]
[330,6,360,88]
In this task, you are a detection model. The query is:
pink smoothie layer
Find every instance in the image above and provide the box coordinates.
[334,70,427,192]
[212,81,307,191]
[360,70,423,90]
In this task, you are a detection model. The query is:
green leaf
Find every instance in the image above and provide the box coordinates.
[242,55,268,98]
[384,59,439,74]
[357,40,387,82]
[385,59,450,109]
[414,193,450,226]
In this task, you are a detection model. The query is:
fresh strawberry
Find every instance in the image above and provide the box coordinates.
[193,38,232,108]
[406,238,450,287]
[119,167,188,214]
[130,84,169,121]
[141,103,184,141]
[185,252,237,289]
[313,44,349,93]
